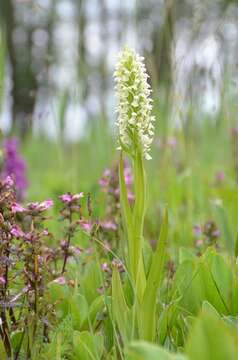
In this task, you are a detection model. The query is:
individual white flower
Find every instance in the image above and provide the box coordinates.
[114,47,155,160]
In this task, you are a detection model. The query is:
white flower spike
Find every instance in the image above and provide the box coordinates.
[114,47,155,160]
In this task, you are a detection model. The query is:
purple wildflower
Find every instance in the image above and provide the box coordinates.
[112,258,125,272]
[80,220,92,232]
[27,199,54,212]
[70,246,83,256]
[101,262,110,272]
[10,225,25,238]
[195,239,204,247]
[193,225,202,236]
[0,276,6,285]
[59,192,84,203]
[11,202,26,213]
[38,199,54,211]
[99,169,111,189]
[53,277,66,285]
[215,171,225,184]
[3,176,14,187]
[97,286,105,294]
[101,220,117,231]
[2,138,28,201]
[124,165,133,186]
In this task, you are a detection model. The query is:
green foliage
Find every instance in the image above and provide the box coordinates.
[39,316,73,359]
[72,331,103,360]
[112,266,133,342]
[139,209,168,341]
[4,103,238,359]
[126,341,188,360]
[185,311,238,360]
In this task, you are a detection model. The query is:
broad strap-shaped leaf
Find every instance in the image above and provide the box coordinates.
[111,266,132,342]
[185,311,238,360]
[126,341,188,360]
[139,209,168,341]
[73,330,103,360]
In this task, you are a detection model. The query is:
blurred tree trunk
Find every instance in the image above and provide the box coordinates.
[98,0,108,122]
[0,0,38,136]
[117,4,129,48]
[76,0,91,120]
[151,0,175,88]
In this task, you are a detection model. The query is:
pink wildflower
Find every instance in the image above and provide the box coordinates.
[101,262,110,272]
[3,176,14,187]
[59,192,84,203]
[27,199,54,212]
[0,276,6,285]
[10,225,25,238]
[215,171,225,184]
[124,166,133,186]
[53,276,66,285]
[193,225,202,236]
[101,220,117,231]
[11,202,26,213]
[80,220,92,232]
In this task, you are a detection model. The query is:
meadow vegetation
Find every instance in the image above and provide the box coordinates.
[1,46,238,360]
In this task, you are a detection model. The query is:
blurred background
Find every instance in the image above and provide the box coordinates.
[1,0,238,138]
[0,0,238,240]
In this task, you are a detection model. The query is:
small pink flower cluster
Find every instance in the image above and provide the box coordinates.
[99,160,134,202]
[59,192,84,203]
[0,175,103,356]
[193,220,220,254]
[12,199,54,214]
[98,160,134,237]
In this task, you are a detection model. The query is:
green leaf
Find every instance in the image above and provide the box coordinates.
[81,262,102,304]
[185,311,238,360]
[179,247,196,263]
[73,331,103,360]
[126,341,188,360]
[202,301,220,318]
[139,209,168,341]
[173,249,231,315]
[69,293,88,330]
[81,295,105,330]
[47,282,70,319]
[111,266,132,342]
[0,341,7,359]
[214,206,233,253]
[119,154,134,272]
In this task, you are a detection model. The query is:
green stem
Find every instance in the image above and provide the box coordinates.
[132,150,146,301]
[119,150,146,302]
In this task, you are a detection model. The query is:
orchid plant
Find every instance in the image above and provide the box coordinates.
[112,46,168,342]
